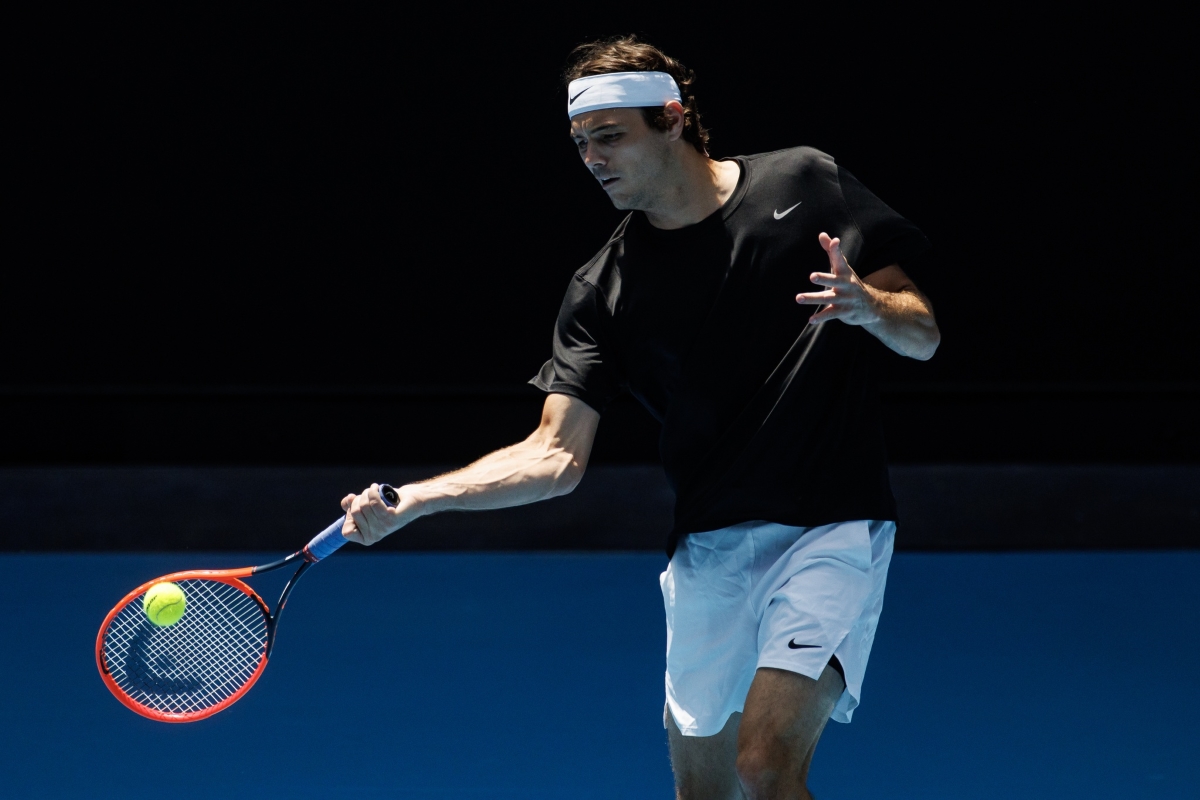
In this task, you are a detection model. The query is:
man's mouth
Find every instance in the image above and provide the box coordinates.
[599,176,619,189]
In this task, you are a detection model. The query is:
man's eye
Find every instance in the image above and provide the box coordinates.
[602,134,621,143]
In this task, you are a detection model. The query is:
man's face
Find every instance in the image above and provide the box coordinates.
[569,107,672,210]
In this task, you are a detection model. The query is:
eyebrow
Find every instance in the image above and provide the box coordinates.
[570,123,621,138]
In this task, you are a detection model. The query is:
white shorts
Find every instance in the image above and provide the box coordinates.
[660,518,896,736]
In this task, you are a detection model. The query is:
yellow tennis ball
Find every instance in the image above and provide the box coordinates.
[143,582,186,626]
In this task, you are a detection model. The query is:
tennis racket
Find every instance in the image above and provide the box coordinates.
[95,483,399,723]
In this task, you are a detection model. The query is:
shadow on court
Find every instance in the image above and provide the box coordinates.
[0,551,1196,798]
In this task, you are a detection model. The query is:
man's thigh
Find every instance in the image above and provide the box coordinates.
[736,664,844,791]
[668,663,844,799]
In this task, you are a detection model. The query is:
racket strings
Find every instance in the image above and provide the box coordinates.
[102,579,269,716]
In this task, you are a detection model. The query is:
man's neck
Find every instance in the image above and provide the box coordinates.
[642,149,741,230]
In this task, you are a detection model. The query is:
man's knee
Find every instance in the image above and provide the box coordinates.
[738,727,821,800]
[734,665,841,799]
[735,742,788,799]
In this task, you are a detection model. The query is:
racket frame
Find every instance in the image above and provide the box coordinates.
[95,552,312,723]
[96,484,397,723]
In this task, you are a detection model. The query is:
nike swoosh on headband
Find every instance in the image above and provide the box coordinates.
[565,72,682,118]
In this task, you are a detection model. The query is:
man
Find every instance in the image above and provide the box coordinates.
[340,36,938,800]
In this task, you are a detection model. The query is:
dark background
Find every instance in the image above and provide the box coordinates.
[6,8,1197,468]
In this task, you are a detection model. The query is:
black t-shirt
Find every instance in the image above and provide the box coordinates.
[532,146,930,556]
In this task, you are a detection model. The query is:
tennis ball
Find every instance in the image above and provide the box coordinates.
[143,582,186,626]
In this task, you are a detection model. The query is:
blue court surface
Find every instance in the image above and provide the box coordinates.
[1,550,1197,799]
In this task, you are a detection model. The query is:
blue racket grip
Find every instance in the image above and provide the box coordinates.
[303,484,400,561]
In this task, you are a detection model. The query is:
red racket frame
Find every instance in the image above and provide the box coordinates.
[96,483,399,723]
[95,567,271,723]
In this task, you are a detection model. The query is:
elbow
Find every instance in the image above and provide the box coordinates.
[915,328,941,361]
[547,450,587,498]
[557,461,587,496]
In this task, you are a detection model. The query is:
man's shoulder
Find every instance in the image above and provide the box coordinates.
[741,145,837,174]
[736,146,842,209]
[729,146,845,221]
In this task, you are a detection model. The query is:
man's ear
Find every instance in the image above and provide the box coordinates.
[662,100,686,141]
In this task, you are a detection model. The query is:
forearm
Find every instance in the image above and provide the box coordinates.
[340,394,598,547]
[861,287,941,360]
[406,436,583,517]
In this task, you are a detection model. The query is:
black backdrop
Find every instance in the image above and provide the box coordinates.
[6,8,1197,466]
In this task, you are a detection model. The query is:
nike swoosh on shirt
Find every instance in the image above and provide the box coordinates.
[773,202,802,220]
[570,87,591,104]
[788,639,820,650]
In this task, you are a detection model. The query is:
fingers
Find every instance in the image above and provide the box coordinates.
[795,290,837,305]
[347,485,378,544]
[339,493,364,543]
[817,232,855,276]
[347,483,404,546]
[361,484,392,528]
[806,304,844,325]
[818,232,840,267]
[801,233,866,327]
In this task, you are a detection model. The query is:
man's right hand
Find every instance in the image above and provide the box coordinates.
[340,483,423,546]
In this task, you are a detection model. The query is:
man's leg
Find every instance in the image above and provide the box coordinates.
[667,707,744,800]
[668,661,843,800]
[735,663,845,800]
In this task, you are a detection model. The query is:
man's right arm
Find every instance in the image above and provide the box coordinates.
[341,393,600,545]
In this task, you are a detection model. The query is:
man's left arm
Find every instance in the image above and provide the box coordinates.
[796,231,940,361]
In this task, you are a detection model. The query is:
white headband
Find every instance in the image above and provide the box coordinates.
[566,71,682,119]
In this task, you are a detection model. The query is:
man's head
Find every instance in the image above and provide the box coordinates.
[564,36,711,211]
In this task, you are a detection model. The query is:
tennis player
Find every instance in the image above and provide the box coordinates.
[342,36,938,800]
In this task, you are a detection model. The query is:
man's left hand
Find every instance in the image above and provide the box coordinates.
[795,232,880,326]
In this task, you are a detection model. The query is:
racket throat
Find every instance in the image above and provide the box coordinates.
[266,560,312,659]
[252,550,306,575]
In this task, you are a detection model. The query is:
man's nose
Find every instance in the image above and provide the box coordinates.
[582,141,605,168]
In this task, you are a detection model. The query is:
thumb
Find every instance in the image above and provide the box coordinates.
[341,512,363,544]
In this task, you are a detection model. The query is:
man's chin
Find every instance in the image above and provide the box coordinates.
[604,187,637,210]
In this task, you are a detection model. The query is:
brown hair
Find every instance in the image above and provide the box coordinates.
[563,35,711,155]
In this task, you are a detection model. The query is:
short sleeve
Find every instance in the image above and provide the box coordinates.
[838,166,931,281]
[528,273,625,414]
